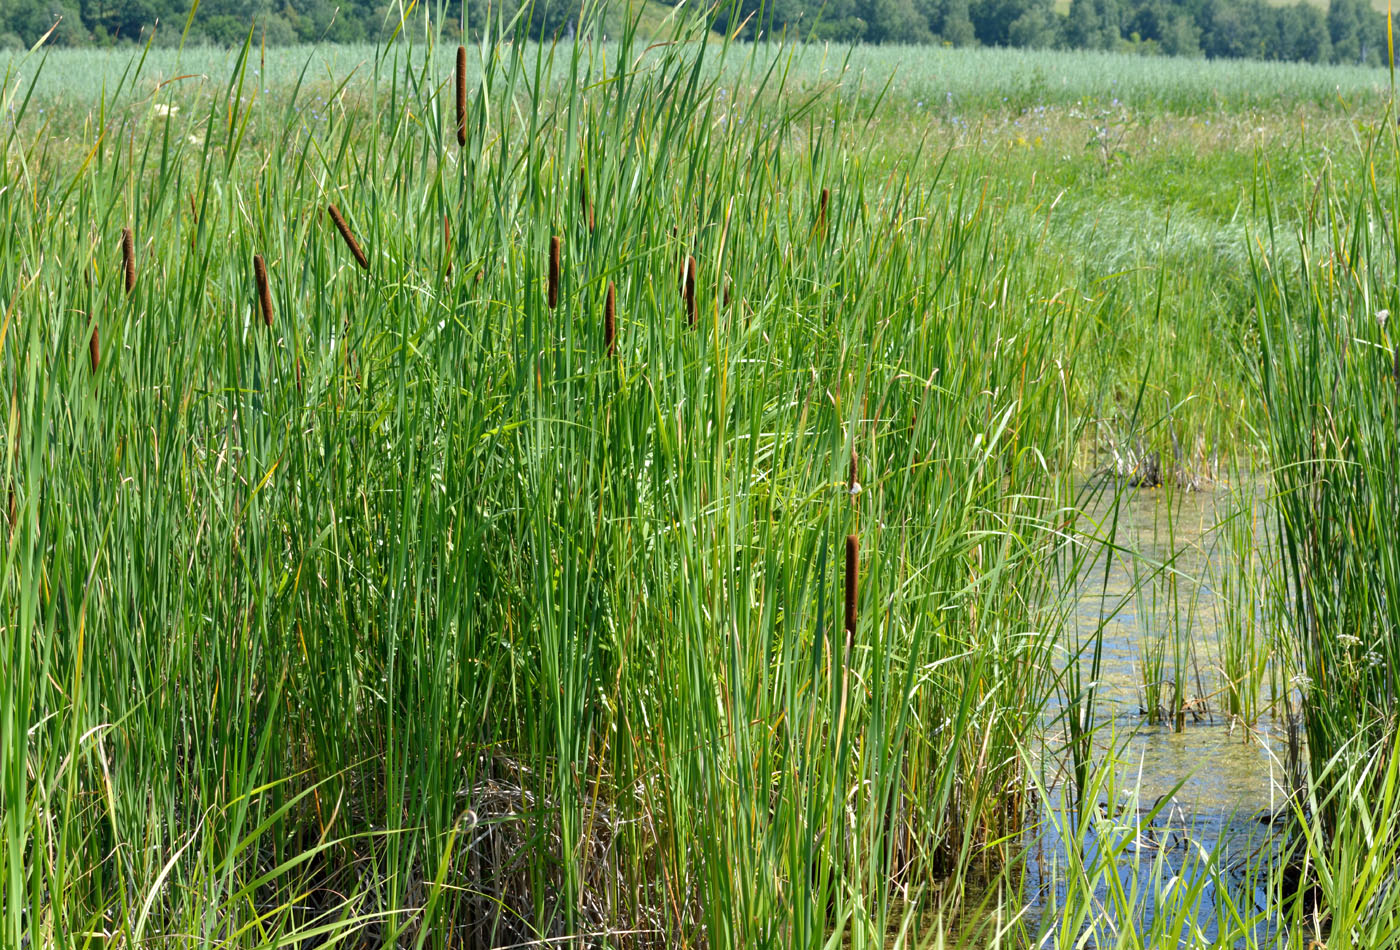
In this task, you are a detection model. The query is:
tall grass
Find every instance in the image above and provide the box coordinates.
[1252,131,1400,823]
[0,11,1097,946]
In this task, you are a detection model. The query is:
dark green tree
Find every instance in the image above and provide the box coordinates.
[1280,2,1329,62]
[1063,0,1102,47]
[864,0,931,41]
[1007,0,1056,45]
[7,0,92,45]
[970,0,1052,45]
[1328,0,1364,62]
[919,0,975,42]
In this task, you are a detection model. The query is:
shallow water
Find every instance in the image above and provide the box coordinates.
[1027,477,1294,942]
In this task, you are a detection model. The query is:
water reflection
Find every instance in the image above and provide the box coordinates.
[1029,477,1292,943]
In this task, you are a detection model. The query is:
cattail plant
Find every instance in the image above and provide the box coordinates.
[816,187,830,236]
[548,235,561,309]
[683,254,697,327]
[455,45,468,148]
[836,532,860,747]
[848,447,858,497]
[844,533,858,646]
[604,281,616,355]
[254,254,274,328]
[328,204,369,270]
[121,227,135,294]
[88,323,99,372]
[579,165,595,234]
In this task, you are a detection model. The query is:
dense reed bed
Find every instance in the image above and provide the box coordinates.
[0,14,1099,947]
[5,9,1400,948]
[1254,131,1400,831]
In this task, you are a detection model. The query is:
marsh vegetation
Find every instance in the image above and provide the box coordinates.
[2,9,1399,948]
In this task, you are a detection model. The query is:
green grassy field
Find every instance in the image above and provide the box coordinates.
[3,14,1400,949]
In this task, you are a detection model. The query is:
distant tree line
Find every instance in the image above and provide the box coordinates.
[718,0,1390,63]
[0,0,1393,66]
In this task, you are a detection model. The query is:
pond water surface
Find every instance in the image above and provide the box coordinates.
[1026,477,1296,943]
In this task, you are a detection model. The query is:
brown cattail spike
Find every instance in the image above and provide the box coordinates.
[89,324,100,373]
[684,255,697,327]
[455,45,468,148]
[604,281,616,355]
[844,534,858,641]
[817,187,830,235]
[253,254,274,328]
[848,448,858,495]
[327,204,369,270]
[548,235,561,309]
[121,227,136,294]
[579,165,594,234]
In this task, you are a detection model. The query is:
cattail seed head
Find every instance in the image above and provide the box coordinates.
[844,534,858,640]
[684,255,697,327]
[579,165,594,234]
[848,448,858,495]
[327,204,369,270]
[254,254,274,328]
[604,281,616,355]
[121,227,135,294]
[548,235,561,309]
[89,323,99,373]
[455,45,468,148]
[817,187,830,235]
